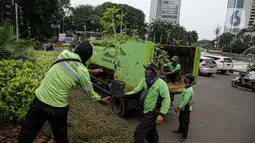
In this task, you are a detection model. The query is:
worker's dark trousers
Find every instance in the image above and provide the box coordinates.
[17,96,69,143]
[134,112,159,143]
[178,110,191,139]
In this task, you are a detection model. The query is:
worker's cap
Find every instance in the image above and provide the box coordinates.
[143,62,158,73]
[184,73,195,84]
[171,56,179,62]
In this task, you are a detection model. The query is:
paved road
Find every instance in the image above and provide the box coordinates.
[125,73,255,143]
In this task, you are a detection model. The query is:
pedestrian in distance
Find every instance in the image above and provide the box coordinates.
[17,41,110,143]
[125,62,170,143]
[173,73,195,142]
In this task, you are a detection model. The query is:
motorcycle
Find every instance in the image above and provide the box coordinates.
[231,72,255,92]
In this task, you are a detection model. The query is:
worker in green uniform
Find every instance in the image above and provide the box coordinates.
[162,55,181,83]
[18,41,110,143]
[173,73,194,142]
[125,62,170,143]
[161,55,181,108]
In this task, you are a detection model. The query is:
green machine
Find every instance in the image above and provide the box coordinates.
[88,38,201,117]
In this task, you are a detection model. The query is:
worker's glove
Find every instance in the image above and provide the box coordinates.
[99,96,110,105]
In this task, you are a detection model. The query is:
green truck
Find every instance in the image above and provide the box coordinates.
[88,38,201,117]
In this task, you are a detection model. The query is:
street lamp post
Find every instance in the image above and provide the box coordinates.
[84,22,86,40]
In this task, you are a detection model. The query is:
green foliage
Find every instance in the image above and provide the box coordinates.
[0,51,58,122]
[248,62,255,68]
[100,7,139,79]
[148,20,198,46]
[18,0,64,38]
[0,23,32,60]
[153,45,169,67]
[223,39,249,54]
[219,33,235,49]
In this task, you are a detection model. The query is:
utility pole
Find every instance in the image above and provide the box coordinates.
[120,9,123,33]
[84,22,86,40]
[217,26,221,53]
[15,3,19,41]
[63,16,64,33]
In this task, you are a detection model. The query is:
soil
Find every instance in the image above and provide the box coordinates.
[0,122,55,143]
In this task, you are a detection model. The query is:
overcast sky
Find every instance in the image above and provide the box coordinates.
[71,0,228,40]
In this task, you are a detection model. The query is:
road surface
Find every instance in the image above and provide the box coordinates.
[125,73,255,143]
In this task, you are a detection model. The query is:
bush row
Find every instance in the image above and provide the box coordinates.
[0,51,59,122]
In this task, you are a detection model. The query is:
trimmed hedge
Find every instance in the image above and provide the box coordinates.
[0,51,58,122]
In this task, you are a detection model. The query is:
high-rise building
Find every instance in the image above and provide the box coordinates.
[224,0,254,34]
[149,0,182,24]
[247,0,255,27]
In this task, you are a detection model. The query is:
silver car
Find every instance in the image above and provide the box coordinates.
[199,57,217,76]
[204,55,234,74]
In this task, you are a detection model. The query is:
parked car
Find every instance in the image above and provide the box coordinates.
[204,55,234,74]
[199,56,217,76]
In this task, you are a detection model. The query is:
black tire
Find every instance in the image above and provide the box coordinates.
[207,73,213,76]
[111,97,137,117]
[221,70,227,74]
[231,81,238,88]
[111,97,125,117]
[252,84,255,92]
[198,69,202,76]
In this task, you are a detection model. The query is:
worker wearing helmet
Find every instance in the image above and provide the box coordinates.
[18,41,110,143]
[173,73,195,142]
[125,62,170,143]
[162,56,181,83]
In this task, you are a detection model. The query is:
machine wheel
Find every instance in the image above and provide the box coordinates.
[231,81,238,88]
[111,97,125,117]
[111,97,136,117]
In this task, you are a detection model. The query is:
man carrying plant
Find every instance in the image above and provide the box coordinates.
[18,41,110,143]
[125,62,170,143]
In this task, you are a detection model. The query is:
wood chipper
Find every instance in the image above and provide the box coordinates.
[88,38,201,117]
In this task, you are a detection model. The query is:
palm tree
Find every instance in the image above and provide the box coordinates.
[166,23,173,45]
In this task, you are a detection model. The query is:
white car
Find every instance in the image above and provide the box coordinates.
[199,57,217,76]
[204,55,234,74]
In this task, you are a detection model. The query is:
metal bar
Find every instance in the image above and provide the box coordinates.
[91,76,110,87]
[92,83,111,95]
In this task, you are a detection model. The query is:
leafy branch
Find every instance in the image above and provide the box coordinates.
[100,6,139,79]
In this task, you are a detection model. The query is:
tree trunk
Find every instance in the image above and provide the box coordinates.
[113,47,119,80]
[160,34,163,43]
[153,33,156,42]
[167,33,170,45]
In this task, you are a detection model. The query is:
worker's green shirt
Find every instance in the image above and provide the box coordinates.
[163,62,181,72]
[125,78,170,115]
[35,50,101,107]
[178,86,194,111]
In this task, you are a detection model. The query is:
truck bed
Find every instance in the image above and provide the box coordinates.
[168,80,185,94]
[159,75,185,94]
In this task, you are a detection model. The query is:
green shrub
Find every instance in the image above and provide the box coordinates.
[0,51,58,122]
[0,23,34,60]
[248,61,255,68]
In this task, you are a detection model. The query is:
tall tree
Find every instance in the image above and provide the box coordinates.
[19,0,67,39]
[219,33,235,49]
